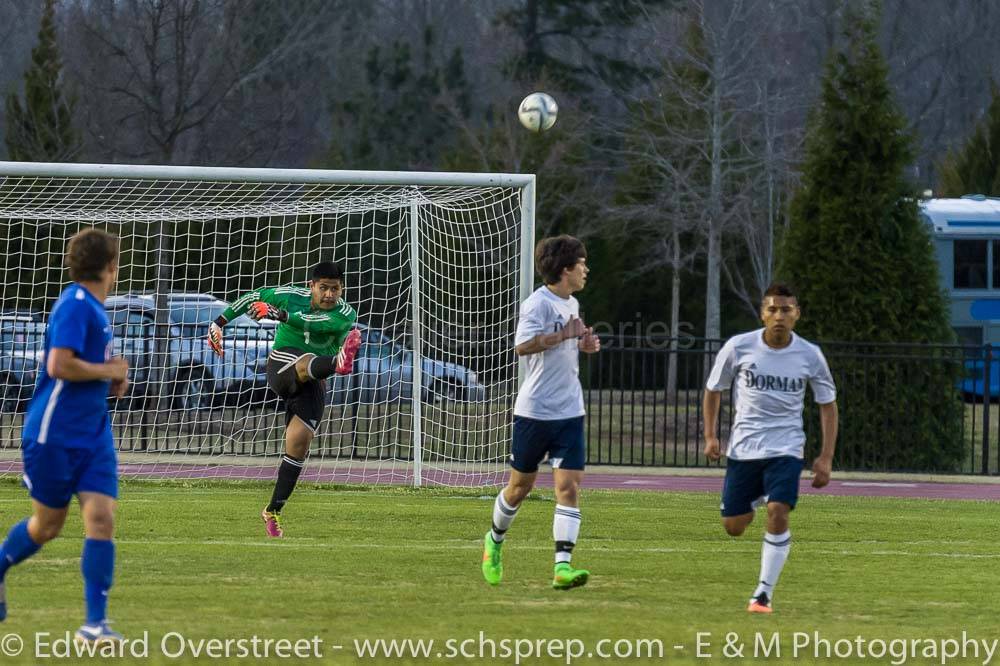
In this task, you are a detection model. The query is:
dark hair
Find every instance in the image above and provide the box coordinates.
[762,282,796,301]
[66,228,119,282]
[311,261,344,282]
[535,235,587,285]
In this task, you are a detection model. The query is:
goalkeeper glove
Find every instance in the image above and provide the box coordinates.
[248,301,288,322]
[208,322,224,357]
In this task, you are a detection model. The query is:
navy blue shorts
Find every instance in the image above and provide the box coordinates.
[720,455,804,517]
[510,416,585,473]
[22,440,119,509]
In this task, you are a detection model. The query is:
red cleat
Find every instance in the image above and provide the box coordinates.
[261,508,283,538]
[335,328,361,374]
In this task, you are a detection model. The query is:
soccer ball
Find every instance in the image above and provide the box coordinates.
[518,92,558,132]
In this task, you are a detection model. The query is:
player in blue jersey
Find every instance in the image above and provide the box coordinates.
[703,282,838,614]
[0,229,129,644]
[481,235,601,590]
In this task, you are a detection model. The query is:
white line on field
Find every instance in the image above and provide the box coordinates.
[841,482,919,488]
[105,538,1000,559]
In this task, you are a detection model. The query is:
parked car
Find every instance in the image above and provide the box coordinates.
[166,293,273,405]
[104,294,272,409]
[0,292,488,412]
[332,324,488,404]
[0,317,45,413]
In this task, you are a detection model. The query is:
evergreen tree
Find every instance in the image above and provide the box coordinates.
[321,27,472,171]
[497,0,669,92]
[777,6,962,471]
[937,83,1000,197]
[5,0,80,162]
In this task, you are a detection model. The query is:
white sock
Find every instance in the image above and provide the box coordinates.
[553,504,581,564]
[753,529,791,599]
[490,491,519,543]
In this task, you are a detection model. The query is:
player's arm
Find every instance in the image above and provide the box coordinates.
[208,287,287,356]
[810,350,838,488]
[578,326,600,354]
[516,320,584,355]
[812,401,838,488]
[514,301,587,356]
[282,308,354,334]
[47,301,129,384]
[702,390,723,461]
[218,287,286,325]
[47,348,128,383]
[702,339,736,462]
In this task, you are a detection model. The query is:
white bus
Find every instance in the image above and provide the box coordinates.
[921,195,1000,346]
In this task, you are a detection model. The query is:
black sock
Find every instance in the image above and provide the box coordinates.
[266,455,305,513]
[306,355,337,380]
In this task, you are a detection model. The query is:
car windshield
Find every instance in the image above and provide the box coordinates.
[359,327,407,358]
[169,301,271,340]
[0,321,45,353]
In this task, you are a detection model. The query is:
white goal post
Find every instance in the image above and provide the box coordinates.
[0,161,536,487]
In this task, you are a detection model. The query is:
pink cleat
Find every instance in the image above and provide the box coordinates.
[335,328,362,375]
[261,508,283,538]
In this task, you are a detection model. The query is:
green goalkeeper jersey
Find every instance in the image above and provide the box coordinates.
[221,285,357,356]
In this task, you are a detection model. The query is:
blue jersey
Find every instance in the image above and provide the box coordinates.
[23,284,114,448]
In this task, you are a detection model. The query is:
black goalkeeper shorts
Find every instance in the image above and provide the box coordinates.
[266,346,326,434]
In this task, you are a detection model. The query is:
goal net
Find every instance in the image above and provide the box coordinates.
[0,162,535,487]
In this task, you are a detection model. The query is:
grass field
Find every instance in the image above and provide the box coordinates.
[0,479,999,665]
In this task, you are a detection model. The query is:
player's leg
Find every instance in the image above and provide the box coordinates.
[482,416,544,586]
[748,456,803,613]
[75,492,122,643]
[263,415,314,535]
[550,417,588,590]
[0,441,74,621]
[292,329,362,383]
[263,379,324,536]
[73,442,123,643]
[262,349,314,536]
[482,469,535,586]
[495,469,536,540]
[0,500,67,621]
[720,458,765,537]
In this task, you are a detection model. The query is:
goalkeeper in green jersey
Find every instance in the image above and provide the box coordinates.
[207,261,360,538]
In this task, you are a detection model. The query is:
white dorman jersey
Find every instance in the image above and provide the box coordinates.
[705,329,836,460]
[513,286,586,421]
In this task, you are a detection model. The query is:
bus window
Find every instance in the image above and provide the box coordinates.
[954,326,983,346]
[955,240,988,289]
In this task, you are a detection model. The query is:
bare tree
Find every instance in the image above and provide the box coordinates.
[721,2,811,316]
[613,1,773,341]
[61,0,346,165]
[879,0,1000,187]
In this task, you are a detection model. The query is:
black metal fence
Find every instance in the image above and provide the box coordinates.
[581,337,996,475]
[2,330,996,475]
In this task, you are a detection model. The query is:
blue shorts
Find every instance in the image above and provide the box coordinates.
[721,455,804,517]
[22,440,119,509]
[510,416,585,473]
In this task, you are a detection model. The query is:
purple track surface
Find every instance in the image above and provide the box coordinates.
[2,460,1000,500]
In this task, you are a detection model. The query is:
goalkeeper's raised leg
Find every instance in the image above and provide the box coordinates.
[208,261,361,537]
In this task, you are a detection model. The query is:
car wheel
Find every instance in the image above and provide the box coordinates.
[431,380,460,403]
[174,367,214,410]
[0,374,19,413]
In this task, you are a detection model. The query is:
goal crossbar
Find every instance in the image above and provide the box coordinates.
[0,161,535,188]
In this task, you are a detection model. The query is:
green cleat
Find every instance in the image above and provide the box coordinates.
[552,562,589,590]
[481,532,503,586]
